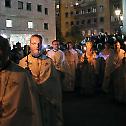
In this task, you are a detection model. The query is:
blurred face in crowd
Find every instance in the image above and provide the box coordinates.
[67,42,73,50]
[30,36,42,56]
[114,41,121,52]
[52,41,59,50]
[83,45,87,52]
[86,42,92,51]
[104,43,111,49]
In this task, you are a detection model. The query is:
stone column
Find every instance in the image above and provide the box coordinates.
[122,0,126,34]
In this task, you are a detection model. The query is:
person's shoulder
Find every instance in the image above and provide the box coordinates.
[120,49,125,53]
[42,56,53,65]
[10,61,28,73]
[58,49,65,54]
[59,49,63,52]
[47,49,53,53]
[19,55,29,62]
[72,48,77,53]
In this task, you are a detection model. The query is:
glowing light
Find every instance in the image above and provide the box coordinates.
[115,8,121,16]
[1,34,8,38]
[120,15,123,21]
[124,41,126,45]
[75,2,79,6]
[56,4,60,9]
[43,44,47,48]
[83,46,86,51]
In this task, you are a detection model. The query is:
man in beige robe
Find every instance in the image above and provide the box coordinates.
[0,36,42,126]
[79,42,97,95]
[110,57,126,103]
[47,40,65,91]
[102,41,125,94]
[19,35,63,126]
[63,42,78,91]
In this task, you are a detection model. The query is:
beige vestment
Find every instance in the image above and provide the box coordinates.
[0,61,42,126]
[47,50,65,72]
[79,51,97,95]
[63,49,78,91]
[111,61,126,102]
[19,54,63,126]
[102,49,125,93]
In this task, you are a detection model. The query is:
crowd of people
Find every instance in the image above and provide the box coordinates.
[0,32,125,126]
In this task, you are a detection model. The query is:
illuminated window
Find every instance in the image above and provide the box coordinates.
[6,19,12,27]
[92,7,97,13]
[88,30,91,36]
[28,21,33,28]
[56,4,60,9]
[99,5,104,12]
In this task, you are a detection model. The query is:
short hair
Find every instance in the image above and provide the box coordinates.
[52,40,59,44]
[67,41,74,49]
[67,41,73,45]
[85,41,93,46]
[114,40,120,45]
[0,36,10,55]
[30,34,43,43]
[104,42,111,47]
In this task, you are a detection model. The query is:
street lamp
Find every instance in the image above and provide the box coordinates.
[115,8,121,17]
[115,8,123,34]
[75,2,79,6]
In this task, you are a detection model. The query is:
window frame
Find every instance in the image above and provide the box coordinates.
[6,19,12,28]
[37,4,42,12]
[26,2,32,11]
[44,23,48,30]
[5,0,11,8]
[28,21,33,29]
[18,1,23,10]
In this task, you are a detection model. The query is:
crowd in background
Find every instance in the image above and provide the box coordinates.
[10,32,126,102]
[0,32,125,126]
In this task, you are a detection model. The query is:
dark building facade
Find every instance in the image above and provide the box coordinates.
[56,0,122,42]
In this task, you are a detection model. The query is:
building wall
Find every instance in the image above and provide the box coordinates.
[59,0,99,41]
[60,0,75,39]
[57,0,123,42]
[96,0,111,34]
[0,0,56,47]
[122,0,126,34]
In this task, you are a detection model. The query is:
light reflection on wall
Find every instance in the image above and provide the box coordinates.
[10,34,32,49]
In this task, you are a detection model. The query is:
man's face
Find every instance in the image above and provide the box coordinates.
[52,41,59,50]
[68,43,73,49]
[86,42,92,50]
[30,36,42,56]
[114,42,120,52]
